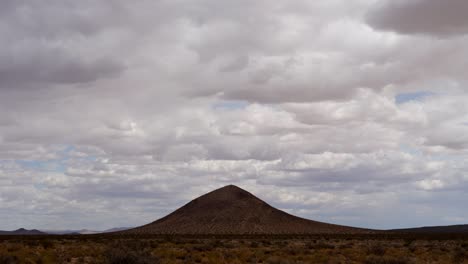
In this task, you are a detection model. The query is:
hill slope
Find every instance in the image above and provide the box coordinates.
[125,185,369,235]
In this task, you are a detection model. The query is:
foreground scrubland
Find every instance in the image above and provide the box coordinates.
[0,234,467,264]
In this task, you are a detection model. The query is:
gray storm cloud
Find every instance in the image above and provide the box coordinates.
[366,0,468,37]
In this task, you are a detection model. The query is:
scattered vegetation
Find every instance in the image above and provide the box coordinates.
[104,241,159,264]
[0,233,467,263]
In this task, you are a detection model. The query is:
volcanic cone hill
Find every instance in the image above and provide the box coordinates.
[124,185,369,235]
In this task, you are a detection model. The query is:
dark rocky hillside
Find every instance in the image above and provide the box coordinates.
[124,185,369,235]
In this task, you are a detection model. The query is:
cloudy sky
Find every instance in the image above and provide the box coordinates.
[1,0,468,231]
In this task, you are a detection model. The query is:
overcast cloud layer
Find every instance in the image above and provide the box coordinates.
[1,0,468,230]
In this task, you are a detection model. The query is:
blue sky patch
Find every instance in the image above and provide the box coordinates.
[399,144,422,157]
[395,91,433,104]
[212,100,249,110]
[13,145,95,173]
[16,159,65,172]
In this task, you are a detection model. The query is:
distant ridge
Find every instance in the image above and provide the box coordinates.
[0,228,45,235]
[124,185,369,235]
[42,227,132,235]
[102,227,132,233]
[391,224,468,234]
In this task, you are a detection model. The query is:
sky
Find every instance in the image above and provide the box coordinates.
[1,0,468,231]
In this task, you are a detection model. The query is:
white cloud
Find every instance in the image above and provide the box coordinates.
[0,0,468,230]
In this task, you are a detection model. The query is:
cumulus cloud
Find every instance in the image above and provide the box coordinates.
[0,0,468,230]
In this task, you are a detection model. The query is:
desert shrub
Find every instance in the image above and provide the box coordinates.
[452,246,467,264]
[280,241,289,247]
[367,243,387,256]
[24,240,39,247]
[284,247,300,256]
[39,240,54,249]
[313,242,335,250]
[6,243,22,253]
[222,250,236,260]
[150,241,159,248]
[364,256,411,264]
[104,250,159,264]
[210,239,224,248]
[250,241,259,248]
[408,244,417,253]
[305,242,315,250]
[265,256,292,264]
[339,242,354,249]
[403,239,414,247]
[246,255,258,263]
[0,254,18,264]
[173,239,184,245]
[225,242,236,249]
[193,243,213,252]
[104,242,159,264]
[440,246,450,252]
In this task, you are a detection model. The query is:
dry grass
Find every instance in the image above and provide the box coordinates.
[0,234,467,264]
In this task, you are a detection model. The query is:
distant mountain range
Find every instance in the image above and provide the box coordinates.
[41,227,132,235]
[0,228,45,235]
[0,227,131,235]
[390,225,468,233]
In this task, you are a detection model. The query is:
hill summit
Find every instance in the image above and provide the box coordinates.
[125,185,368,234]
